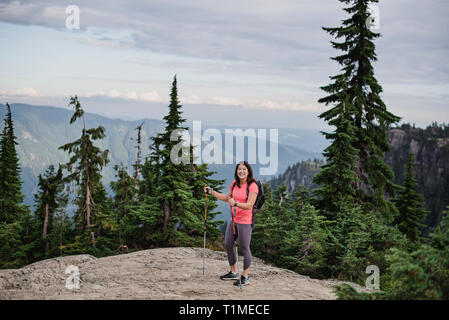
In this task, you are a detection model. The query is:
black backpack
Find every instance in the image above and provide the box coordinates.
[231,178,265,229]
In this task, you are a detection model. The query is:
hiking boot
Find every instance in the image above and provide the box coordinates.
[234,275,250,286]
[220,271,239,280]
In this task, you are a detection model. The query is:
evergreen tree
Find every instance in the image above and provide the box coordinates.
[138,155,156,199]
[152,75,192,238]
[393,152,429,246]
[47,211,73,257]
[252,195,284,263]
[262,182,273,203]
[59,96,112,250]
[0,103,32,268]
[34,165,66,256]
[130,76,222,247]
[318,0,401,218]
[292,184,311,214]
[0,220,24,268]
[279,204,328,278]
[110,164,135,247]
[90,183,117,255]
[132,121,145,194]
[273,182,290,208]
[331,205,407,283]
[125,156,159,248]
[0,103,27,224]
[335,206,449,300]
[312,84,359,215]
[253,183,291,263]
[183,140,224,246]
[110,164,135,219]
[252,183,329,279]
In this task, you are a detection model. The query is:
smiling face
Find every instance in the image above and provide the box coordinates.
[237,164,249,182]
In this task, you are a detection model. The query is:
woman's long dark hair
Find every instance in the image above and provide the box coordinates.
[233,161,254,188]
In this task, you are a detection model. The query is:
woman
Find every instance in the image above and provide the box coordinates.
[204,161,258,286]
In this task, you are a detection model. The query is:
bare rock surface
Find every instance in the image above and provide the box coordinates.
[0,247,368,300]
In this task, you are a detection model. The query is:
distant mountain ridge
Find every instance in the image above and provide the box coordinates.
[0,103,325,221]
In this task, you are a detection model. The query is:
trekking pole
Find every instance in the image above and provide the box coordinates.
[203,191,208,275]
[231,204,242,289]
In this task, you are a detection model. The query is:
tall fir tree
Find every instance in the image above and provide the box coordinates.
[0,103,27,224]
[312,79,359,215]
[59,96,113,251]
[131,75,222,247]
[318,0,401,219]
[0,103,32,268]
[393,152,429,246]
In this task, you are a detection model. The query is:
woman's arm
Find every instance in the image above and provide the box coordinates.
[213,189,232,202]
[228,192,257,210]
[204,185,232,202]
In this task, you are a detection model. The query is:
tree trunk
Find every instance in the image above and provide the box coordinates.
[42,202,49,238]
[42,190,49,255]
[90,231,95,247]
[354,156,362,204]
[134,122,144,193]
[163,200,170,231]
[85,183,91,229]
[86,182,95,246]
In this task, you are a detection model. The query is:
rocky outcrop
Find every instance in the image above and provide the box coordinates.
[270,160,323,194]
[0,247,370,300]
[386,127,449,234]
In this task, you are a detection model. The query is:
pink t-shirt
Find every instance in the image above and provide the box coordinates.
[229,179,259,224]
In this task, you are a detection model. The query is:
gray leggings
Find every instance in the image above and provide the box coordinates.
[225,221,252,270]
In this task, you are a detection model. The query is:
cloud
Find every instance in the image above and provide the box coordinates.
[0,85,318,113]
[209,96,319,112]
[1,0,446,88]
[76,90,320,112]
[0,0,341,79]
[84,90,164,103]
[0,86,39,97]
[0,1,66,29]
[0,0,447,124]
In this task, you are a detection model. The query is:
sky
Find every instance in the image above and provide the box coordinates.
[0,0,448,130]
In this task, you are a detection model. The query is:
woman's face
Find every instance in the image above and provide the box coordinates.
[237,164,249,181]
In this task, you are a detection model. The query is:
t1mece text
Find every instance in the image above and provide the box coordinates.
[223,304,270,315]
[178,304,270,317]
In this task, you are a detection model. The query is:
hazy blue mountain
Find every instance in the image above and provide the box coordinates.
[0,103,325,221]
